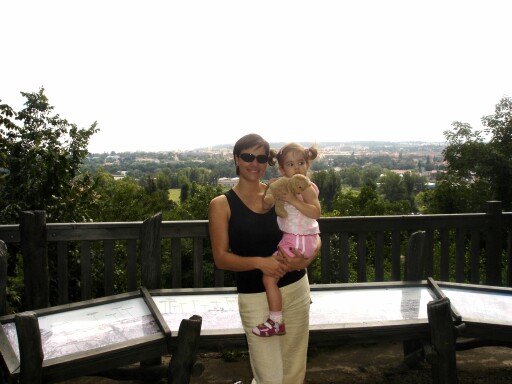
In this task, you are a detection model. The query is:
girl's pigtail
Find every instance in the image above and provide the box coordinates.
[268,149,278,166]
[306,145,318,161]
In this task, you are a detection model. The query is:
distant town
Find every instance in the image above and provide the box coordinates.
[86,141,447,188]
[92,141,446,162]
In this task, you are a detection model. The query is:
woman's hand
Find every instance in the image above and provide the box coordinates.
[276,247,308,271]
[258,256,287,279]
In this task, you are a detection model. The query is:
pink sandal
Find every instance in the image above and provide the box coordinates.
[252,318,286,337]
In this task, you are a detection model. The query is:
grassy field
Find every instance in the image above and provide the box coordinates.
[168,189,180,201]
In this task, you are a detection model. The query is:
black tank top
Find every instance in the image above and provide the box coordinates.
[226,189,306,293]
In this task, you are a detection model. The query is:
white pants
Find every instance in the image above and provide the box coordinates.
[238,275,311,384]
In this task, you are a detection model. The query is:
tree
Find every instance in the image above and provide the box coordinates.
[332,180,410,216]
[355,180,387,215]
[378,171,406,203]
[417,173,491,214]
[0,88,99,223]
[311,169,342,212]
[401,171,427,212]
[155,169,172,191]
[442,96,512,210]
[339,166,362,188]
[180,181,190,203]
[166,183,224,220]
[362,164,383,184]
[89,172,171,221]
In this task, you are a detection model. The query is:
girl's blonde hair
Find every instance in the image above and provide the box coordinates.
[269,142,318,167]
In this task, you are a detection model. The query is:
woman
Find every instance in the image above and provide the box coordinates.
[208,133,320,384]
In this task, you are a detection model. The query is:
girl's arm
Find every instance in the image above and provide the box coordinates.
[208,195,286,279]
[281,183,321,219]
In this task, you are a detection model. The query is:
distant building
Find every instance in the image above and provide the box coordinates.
[135,157,160,163]
[389,170,411,176]
[113,171,128,180]
[104,155,120,165]
[217,177,239,188]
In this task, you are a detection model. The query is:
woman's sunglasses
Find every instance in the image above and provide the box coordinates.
[238,153,269,164]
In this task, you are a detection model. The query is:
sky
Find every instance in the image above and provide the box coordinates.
[1,0,511,153]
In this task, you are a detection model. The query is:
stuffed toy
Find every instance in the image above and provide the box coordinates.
[264,174,311,218]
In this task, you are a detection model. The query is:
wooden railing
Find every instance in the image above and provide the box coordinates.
[1,201,511,314]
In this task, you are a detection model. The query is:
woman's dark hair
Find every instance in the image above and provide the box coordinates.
[233,133,272,175]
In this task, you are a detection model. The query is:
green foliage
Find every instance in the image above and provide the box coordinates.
[168,188,181,201]
[442,96,512,210]
[5,251,24,313]
[311,169,342,212]
[165,182,224,220]
[332,180,411,216]
[310,230,404,284]
[177,167,217,186]
[339,166,363,188]
[88,172,171,221]
[417,173,492,214]
[362,164,384,184]
[180,182,190,203]
[378,171,406,202]
[3,89,511,308]
[159,183,225,288]
[0,88,98,223]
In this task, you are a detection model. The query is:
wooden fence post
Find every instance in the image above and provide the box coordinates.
[485,201,503,286]
[20,211,49,310]
[507,229,512,287]
[140,212,163,290]
[0,240,7,316]
[427,297,458,384]
[402,231,426,365]
[15,311,43,384]
[168,315,203,384]
[404,230,426,281]
[140,212,163,367]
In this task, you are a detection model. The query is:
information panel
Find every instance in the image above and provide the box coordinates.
[153,285,435,335]
[2,297,160,360]
[308,286,433,328]
[153,293,240,335]
[439,287,512,326]
[2,280,511,382]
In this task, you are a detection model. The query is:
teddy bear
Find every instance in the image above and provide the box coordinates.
[264,174,311,218]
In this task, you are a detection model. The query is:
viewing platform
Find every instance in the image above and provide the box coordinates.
[0,202,511,383]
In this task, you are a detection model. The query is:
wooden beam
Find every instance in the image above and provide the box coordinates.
[15,311,43,384]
